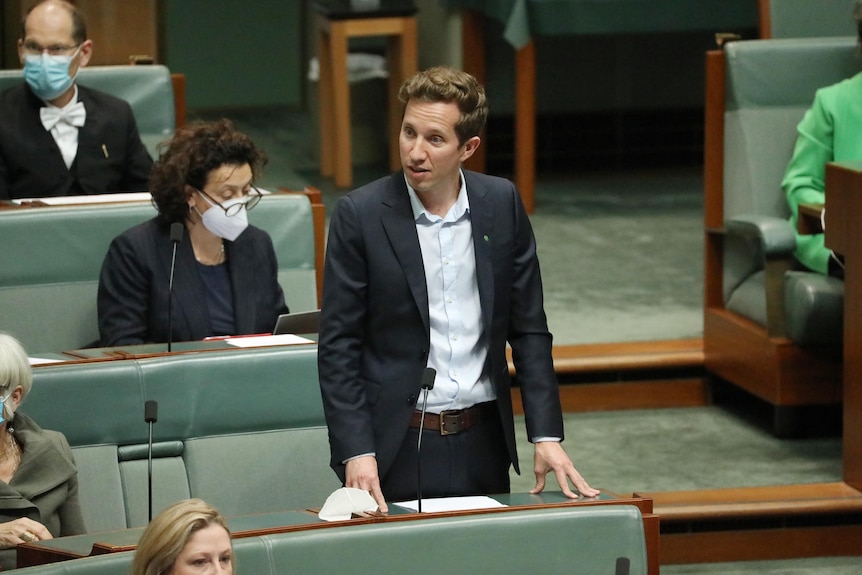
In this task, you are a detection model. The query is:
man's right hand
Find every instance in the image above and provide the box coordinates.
[345,455,388,513]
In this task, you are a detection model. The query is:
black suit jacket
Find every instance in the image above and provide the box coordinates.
[318,170,563,482]
[97,218,288,346]
[0,83,152,200]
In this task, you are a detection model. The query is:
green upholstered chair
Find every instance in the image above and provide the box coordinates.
[759,0,857,39]
[0,65,176,158]
[26,344,334,532]
[13,551,135,575]
[12,504,648,575]
[259,505,648,575]
[703,37,854,434]
[0,202,158,353]
[0,192,318,354]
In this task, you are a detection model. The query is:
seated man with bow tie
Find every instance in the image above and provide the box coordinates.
[0,0,152,201]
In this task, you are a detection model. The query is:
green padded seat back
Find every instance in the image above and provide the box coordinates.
[137,346,324,440]
[184,427,340,517]
[766,0,857,39]
[1,192,316,354]
[26,360,145,446]
[261,505,647,575]
[12,550,134,575]
[231,536,272,575]
[71,445,127,533]
[723,37,860,220]
[249,193,318,312]
[721,37,859,328]
[118,442,191,528]
[0,65,175,158]
[0,202,157,353]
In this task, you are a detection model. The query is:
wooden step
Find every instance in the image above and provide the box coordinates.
[637,482,862,564]
[509,338,709,413]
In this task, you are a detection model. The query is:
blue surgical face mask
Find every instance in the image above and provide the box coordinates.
[23,46,81,102]
[0,393,8,426]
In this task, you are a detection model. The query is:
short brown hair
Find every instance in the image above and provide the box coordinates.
[399,66,488,146]
[132,499,233,575]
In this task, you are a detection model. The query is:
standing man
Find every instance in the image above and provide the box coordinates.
[318,66,598,512]
[0,0,152,200]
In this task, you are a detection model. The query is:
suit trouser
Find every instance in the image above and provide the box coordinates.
[380,405,511,503]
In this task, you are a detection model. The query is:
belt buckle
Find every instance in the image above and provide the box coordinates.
[439,409,465,436]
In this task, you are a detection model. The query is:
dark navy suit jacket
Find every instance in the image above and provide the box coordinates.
[0,83,152,200]
[318,170,563,483]
[97,218,288,346]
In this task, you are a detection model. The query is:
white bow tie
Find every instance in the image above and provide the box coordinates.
[40,101,86,131]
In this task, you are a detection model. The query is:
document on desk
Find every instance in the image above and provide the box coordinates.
[396,496,507,513]
[12,192,152,205]
[225,334,314,348]
[28,357,64,365]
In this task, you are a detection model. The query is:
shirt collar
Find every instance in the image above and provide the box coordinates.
[405,169,470,224]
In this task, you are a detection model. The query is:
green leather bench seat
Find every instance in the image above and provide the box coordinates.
[25,345,339,532]
[0,192,317,353]
[12,505,647,575]
[721,37,855,345]
[0,65,175,158]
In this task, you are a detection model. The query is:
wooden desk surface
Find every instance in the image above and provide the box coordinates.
[18,492,658,574]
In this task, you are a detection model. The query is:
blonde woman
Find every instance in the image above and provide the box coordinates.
[0,332,84,570]
[132,499,233,575]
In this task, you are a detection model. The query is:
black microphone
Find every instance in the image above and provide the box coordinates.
[416,367,436,513]
[144,400,158,522]
[167,222,183,352]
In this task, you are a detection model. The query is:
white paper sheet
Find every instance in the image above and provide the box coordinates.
[224,334,314,348]
[28,357,64,365]
[395,496,507,513]
[12,192,152,205]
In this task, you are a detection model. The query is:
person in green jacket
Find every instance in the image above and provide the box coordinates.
[782,1,862,278]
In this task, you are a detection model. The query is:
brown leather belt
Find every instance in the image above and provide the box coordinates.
[410,402,496,436]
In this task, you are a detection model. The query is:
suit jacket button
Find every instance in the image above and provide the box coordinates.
[407,394,417,405]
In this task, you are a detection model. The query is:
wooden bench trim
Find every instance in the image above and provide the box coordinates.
[639,481,862,522]
[508,338,704,376]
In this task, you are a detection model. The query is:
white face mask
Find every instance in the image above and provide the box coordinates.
[195,192,249,241]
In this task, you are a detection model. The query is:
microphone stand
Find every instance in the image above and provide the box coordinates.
[167,223,183,352]
[144,400,159,522]
[416,368,436,514]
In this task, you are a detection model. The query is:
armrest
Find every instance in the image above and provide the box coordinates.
[797,203,824,235]
[726,214,796,256]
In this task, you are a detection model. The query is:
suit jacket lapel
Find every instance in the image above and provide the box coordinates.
[22,86,68,174]
[465,172,495,336]
[380,175,430,333]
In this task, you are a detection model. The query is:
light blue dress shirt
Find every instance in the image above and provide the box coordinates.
[406,172,496,413]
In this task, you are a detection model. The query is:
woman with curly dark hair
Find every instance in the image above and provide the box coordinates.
[97,120,287,346]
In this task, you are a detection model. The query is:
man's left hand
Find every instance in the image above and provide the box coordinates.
[531,441,600,498]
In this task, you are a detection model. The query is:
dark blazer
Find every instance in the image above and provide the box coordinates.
[0,413,84,571]
[98,218,288,346]
[318,170,563,483]
[0,83,152,200]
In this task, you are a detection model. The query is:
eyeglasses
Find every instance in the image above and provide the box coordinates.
[196,186,262,217]
[21,42,80,56]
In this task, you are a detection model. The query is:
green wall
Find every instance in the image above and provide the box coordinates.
[162,0,303,110]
